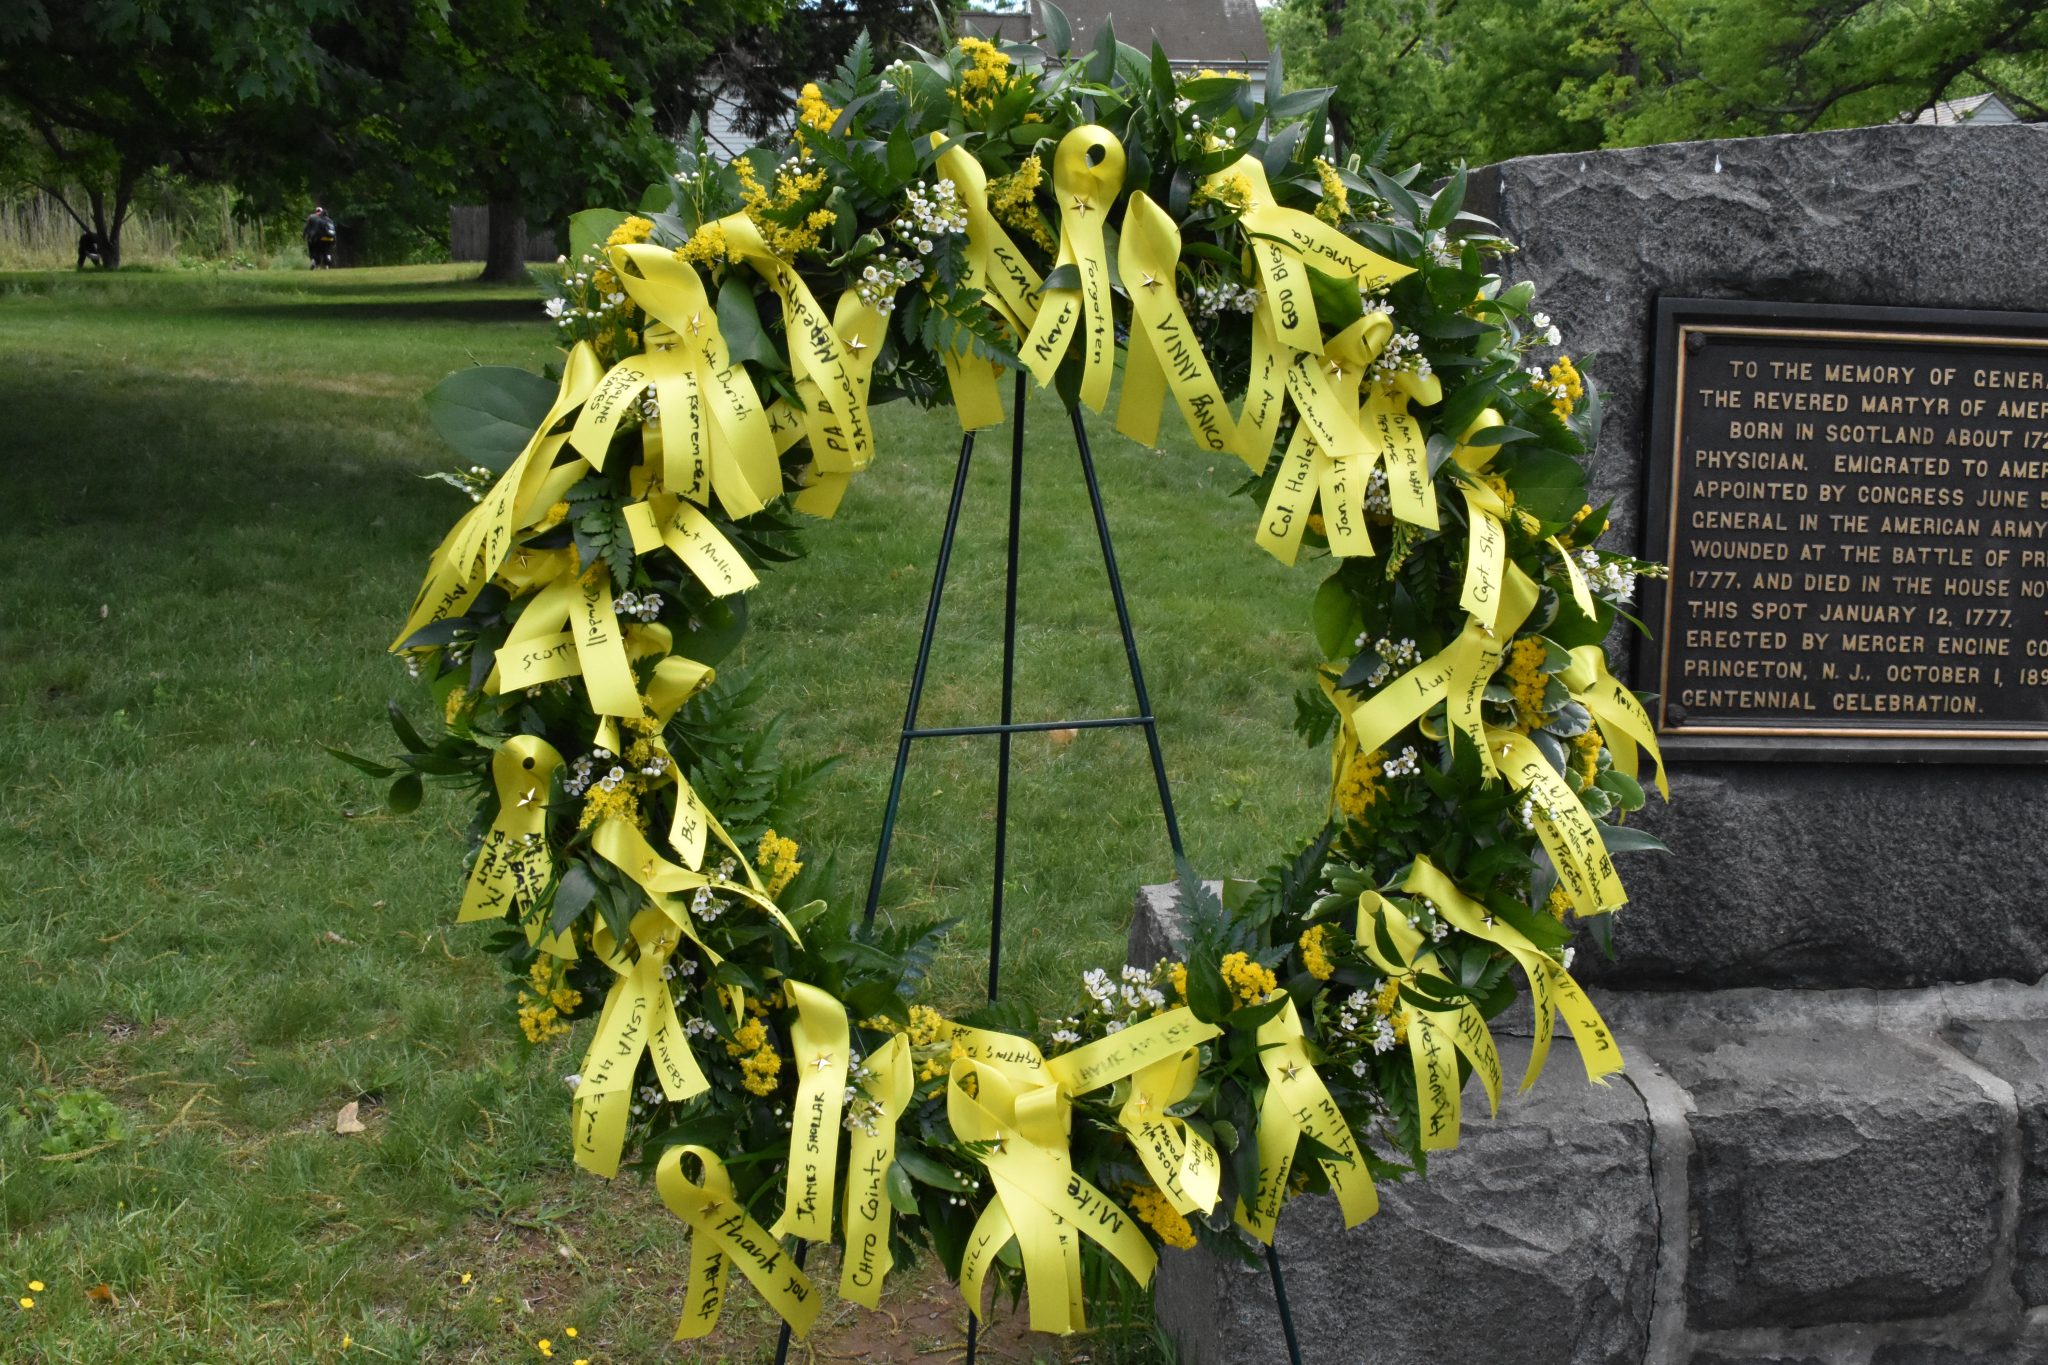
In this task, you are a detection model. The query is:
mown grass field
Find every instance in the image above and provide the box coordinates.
[0,264,1323,1362]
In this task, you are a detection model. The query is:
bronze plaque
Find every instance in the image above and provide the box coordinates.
[1641,299,2048,759]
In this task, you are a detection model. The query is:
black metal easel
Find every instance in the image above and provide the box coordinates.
[771,371,1306,1365]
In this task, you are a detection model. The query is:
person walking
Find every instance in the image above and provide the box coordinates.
[303,206,336,269]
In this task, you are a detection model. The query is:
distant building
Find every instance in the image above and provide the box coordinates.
[1909,93,2020,127]
[969,0,1270,98]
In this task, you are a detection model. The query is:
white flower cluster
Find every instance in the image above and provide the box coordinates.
[1530,311,1563,348]
[857,255,924,312]
[548,252,631,330]
[1362,463,1392,515]
[1078,963,1170,1037]
[564,747,621,797]
[842,1060,884,1138]
[1356,634,1421,688]
[1369,328,1431,384]
[898,178,968,243]
[1382,745,1421,779]
[1332,986,1401,1074]
[1192,281,1259,316]
[1425,230,1459,268]
[633,1082,663,1117]
[660,951,698,983]
[683,1016,718,1039]
[614,588,663,623]
[1578,549,1637,603]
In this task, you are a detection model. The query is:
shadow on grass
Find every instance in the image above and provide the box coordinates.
[218,296,539,325]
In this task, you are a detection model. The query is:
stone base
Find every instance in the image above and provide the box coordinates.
[1132,886,2048,1364]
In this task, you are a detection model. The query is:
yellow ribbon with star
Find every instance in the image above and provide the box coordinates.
[1234,996,1377,1243]
[394,341,604,650]
[770,979,852,1243]
[572,907,711,1178]
[1020,125,1124,413]
[656,1143,820,1341]
[1559,646,1669,800]
[1114,191,1247,463]
[1487,727,1629,917]
[457,736,568,960]
[1355,890,1503,1152]
[933,136,1042,430]
[1402,857,1623,1088]
[840,1033,913,1308]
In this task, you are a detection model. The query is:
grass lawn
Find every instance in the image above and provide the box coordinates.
[0,263,1323,1362]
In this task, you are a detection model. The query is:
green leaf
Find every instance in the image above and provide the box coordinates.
[885,1160,920,1215]
[1041,262,1081,291]
[423,366,558,471]
[895,1147,974,1191]
[551,864,600,934]
[717,276,782,370]
[1312,574,1362,661]
[1508,450,1588,523]
[387,772,423,815]
[567,208,629,267]
[1040,0,1072,57]
[1597,769,1646,812]
[326,746,396,779]
[1600,825,1671,856]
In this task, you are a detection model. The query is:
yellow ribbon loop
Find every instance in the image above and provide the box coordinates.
[1560,646,1669,799]
[718,214,875,479]
[948,1055,1157,1334]
[494,571,640,717]
[573,907,710,1178]
[657,1144,820,1341]
[1402,857,1623,1089]
[1354,892,1501,1150]
[1451,407,1507,473]
[634,652,720,869]
[1487,729,1629,917]
[771,980,852,1242]
[789,288,889,517]
[458,735,572,951]
[591,816,802,946]
[1232,156,1413,295]
[395,342,603,650]
[1021,125,1125,413]
[935,137,1044,337]
[1114,192,1245,462]
[1345,563,1539,775]
[1234,997,1377,1243]
[840,1033,913,1308]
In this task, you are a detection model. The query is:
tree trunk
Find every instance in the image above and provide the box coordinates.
[481,194,529,283]
[86,186,121,270]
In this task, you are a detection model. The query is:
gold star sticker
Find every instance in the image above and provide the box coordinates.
[1140,272,1163,291]
[515,552,530,569]
[989,1137,1006,1156]
[641,858,657,880]
[687,312,705,335]
[1327,361,1345,378]
[845,336,868,352]
[812,1053,835,1072]
[1132,1094,1152,1112]
[516,787,540,808]
[1279,1061,1302,1083]
[1069,196,1091,216]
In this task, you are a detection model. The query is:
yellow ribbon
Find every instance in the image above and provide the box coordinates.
[1234,997,1377,1243]
[623,494,760,599]
[771,979,852,1243]
[718,214,876,484]
[572,906,710,1178]
[1560,646,1670,800]
[934,138,1042,430]
[1354,892,1502,1151]
[949,1049,1157,1334]
[1344,563,1540,778]
[1364,388,1437,530]
[1402,857,1623,1089]
[1021,125,1125,413]
[1114,191,1246,462]
[657,1144,820,1341]
[840,1033,913,1308]
[457,737,567,959]
[493,569,640,717]
[394,342,603,650]
[1488,728,1629,916]
[1254,423,1319,566]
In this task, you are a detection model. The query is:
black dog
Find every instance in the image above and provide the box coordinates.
[76,231,105,269]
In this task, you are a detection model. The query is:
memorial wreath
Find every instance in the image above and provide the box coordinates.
[341,11,1672,1343]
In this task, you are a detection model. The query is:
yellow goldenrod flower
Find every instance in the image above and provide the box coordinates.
[676,222,737,268]
[1126,1183,1198,1249]
[605,216,655,248]
[1335,745,1389,821]
[795,82,840,134]
[1571,728,1602,785]
[1219,951,1276,1005]
[1169,961,1188,1001]
[1502,638,1550,731]
[756,829,803,898]
[1313,157,1349,225]
[1298,924,1336,981]
[1546,886,1572,922]
[1546,356,1585,420]
[952,37,1014,110]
